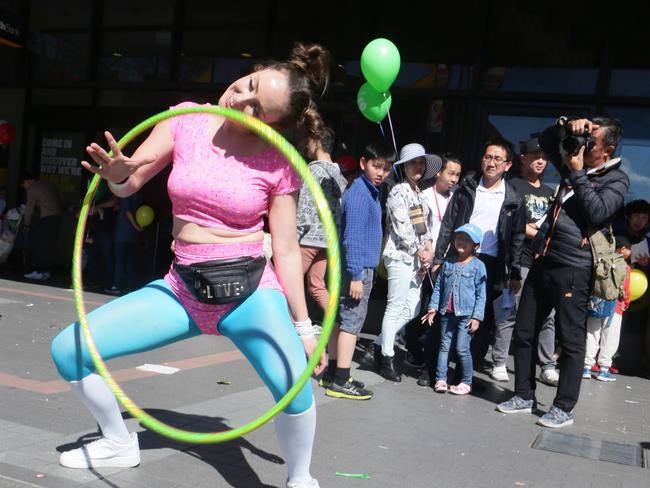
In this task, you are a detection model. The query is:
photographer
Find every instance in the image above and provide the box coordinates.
[497,117,629,428]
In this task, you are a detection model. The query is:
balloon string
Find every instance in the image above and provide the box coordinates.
[378,121,385,138]
[386,108,398,154]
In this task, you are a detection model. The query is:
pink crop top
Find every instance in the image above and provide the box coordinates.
[167,102,302,232]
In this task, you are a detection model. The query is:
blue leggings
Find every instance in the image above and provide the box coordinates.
[51,280,313,414]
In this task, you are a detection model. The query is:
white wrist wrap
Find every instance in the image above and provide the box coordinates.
[108,177,130,191]
[293,318,316,340]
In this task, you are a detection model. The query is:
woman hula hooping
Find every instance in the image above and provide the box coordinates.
[51,42,331,488]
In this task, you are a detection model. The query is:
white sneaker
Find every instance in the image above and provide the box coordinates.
[24,270,50,281]
[540,368,559,386]
[59,433,140,469]
[490,365,509,382]
[287,478,320,488]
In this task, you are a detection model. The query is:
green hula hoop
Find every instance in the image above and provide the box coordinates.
[72,106,341,444]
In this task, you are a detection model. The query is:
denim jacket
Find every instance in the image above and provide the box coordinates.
[429,256,487,321]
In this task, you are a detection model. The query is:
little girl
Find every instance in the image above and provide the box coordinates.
[421,223,487,395]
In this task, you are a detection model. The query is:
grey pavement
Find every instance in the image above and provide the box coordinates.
[0,278,649,488]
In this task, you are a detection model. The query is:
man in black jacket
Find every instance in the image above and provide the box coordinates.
[433,139,526,367]
[497,116,629,429]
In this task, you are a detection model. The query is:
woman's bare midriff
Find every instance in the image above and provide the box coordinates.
[172,217,264,244]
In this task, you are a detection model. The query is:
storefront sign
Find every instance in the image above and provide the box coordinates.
[0,10,23,48]
[39,132,84,208]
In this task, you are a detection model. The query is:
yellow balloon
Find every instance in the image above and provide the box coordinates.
[135,205,155,228]
[629,268,648,302]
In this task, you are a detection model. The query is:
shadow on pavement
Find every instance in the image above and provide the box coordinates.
[57,409,284,488]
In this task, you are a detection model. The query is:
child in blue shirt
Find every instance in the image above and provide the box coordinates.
[321,140,395,400]
[422,223,487,395]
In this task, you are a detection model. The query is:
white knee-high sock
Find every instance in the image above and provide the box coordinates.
[69,373,131,443]
[274,401,316,483]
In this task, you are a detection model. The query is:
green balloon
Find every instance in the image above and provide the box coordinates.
[360,38,401,93]
[357,83,392,123]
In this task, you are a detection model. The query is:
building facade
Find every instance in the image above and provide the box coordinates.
[1,0,649,212]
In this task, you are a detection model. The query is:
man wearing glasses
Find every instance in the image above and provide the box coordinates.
[432,139,526,368]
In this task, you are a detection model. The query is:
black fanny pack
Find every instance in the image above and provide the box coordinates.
[173,255,266,304]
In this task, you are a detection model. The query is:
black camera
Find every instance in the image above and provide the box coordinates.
[557,117,596,155]
[539,116,596,178]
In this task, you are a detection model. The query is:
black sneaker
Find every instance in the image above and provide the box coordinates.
[362,342,379,366]
[319,376,365,389]
[416,370,432,387]
[317,373,334,388]
[326,380,373,400]
[405,350,425,368]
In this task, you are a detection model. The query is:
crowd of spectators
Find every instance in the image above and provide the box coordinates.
[2,112,648,429]
[297,115,649,429]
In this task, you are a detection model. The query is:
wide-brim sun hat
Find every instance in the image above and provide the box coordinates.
[392,143,442,181]
[454,223,483,245]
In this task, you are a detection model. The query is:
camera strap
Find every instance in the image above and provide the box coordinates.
[542,157,622,256]
[542,184,570,257]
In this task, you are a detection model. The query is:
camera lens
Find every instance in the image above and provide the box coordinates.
[561,135,584,154]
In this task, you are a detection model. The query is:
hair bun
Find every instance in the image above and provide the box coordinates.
[289,43,331,98]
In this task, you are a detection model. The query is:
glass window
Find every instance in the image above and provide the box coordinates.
[185,0,269,28]
[98,89,191,108]
[487,114,560,186]
[28,0,91,81]
[484,67,598,94]
[609,70,650,97]
[0,0,21,14]
[29,0,91,29]
[0,45,17,81]
[605,107,650,202]
[372,3,483,65]
[486,3,598,67]
[180,29,257,84]
[32,88,92,106]
[28,31,90,81]
[0,4,23,49]
[343,62,472,91]
[98,30,171,82]
[103,0,173,27]
[179,56,213,84]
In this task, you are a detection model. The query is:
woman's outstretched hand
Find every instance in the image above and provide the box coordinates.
[81,131,156,183]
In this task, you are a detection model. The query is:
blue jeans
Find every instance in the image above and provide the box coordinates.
[436,314,473,385]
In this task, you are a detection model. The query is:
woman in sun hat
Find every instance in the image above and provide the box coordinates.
[370,143,442,382]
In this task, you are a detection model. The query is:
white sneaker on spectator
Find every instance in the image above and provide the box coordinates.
[490,365,509,382]
[540,368,559,386]
[24,270,50,281]
[59,433,140,469]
